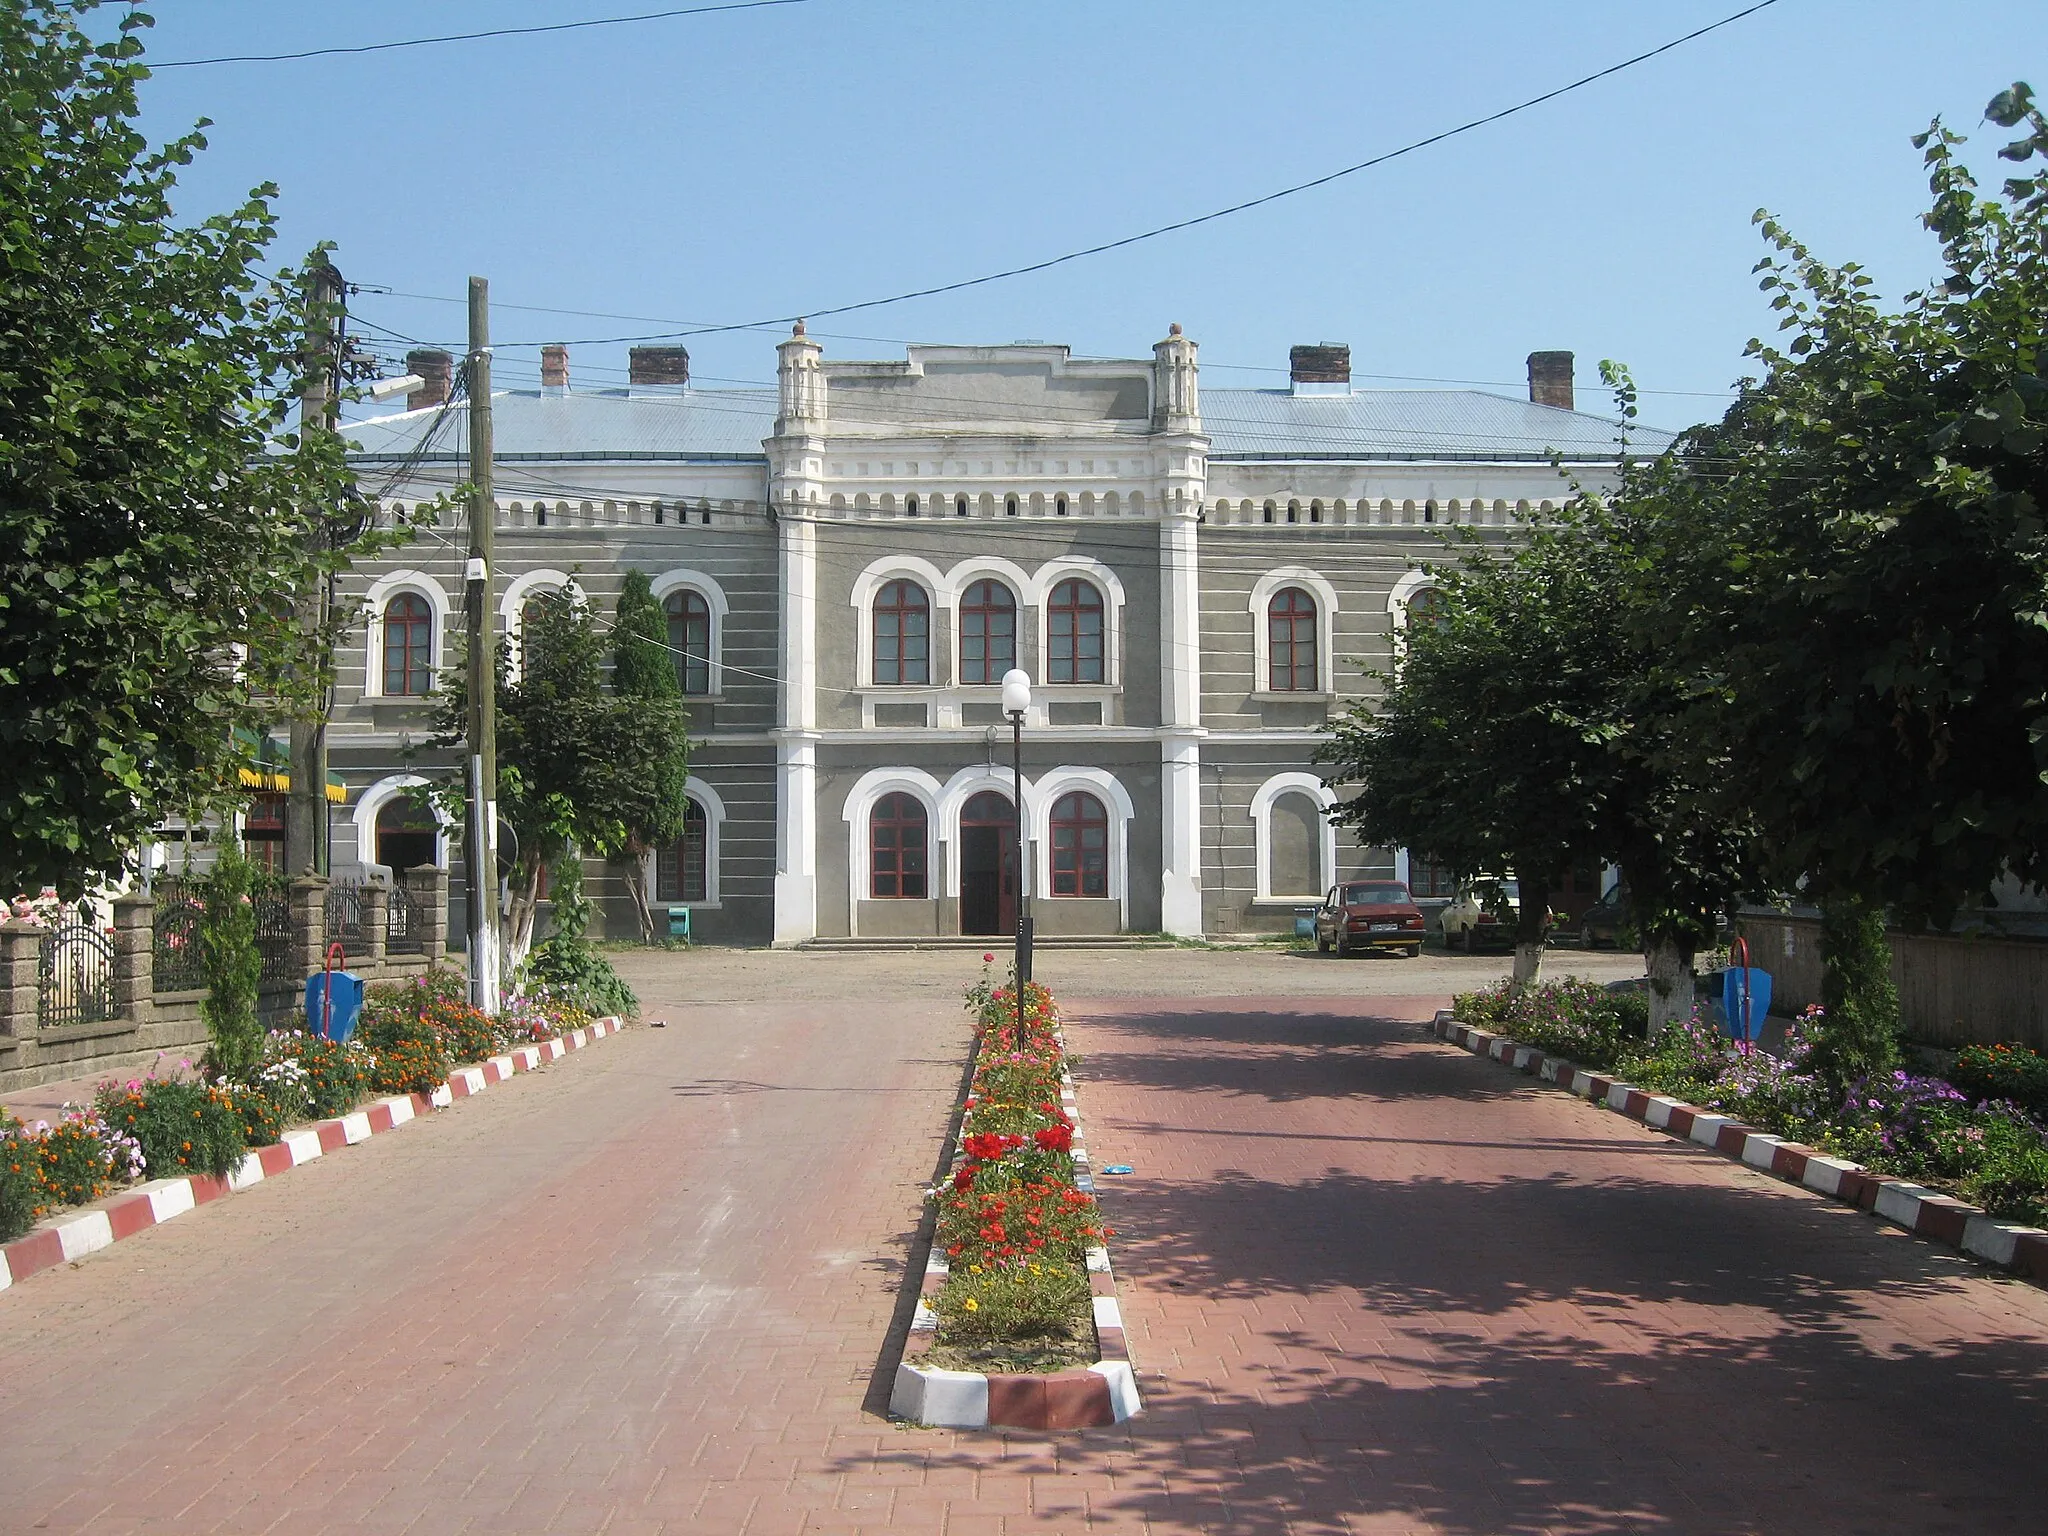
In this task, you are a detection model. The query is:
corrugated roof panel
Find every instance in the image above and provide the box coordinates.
[343,388,777,461]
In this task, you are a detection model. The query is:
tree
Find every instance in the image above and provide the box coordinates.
[0,4,381,895]
[430,582,687,973]
[607,569,691,942]
[1641,84,2048,1077]
[1318,532,1610,988]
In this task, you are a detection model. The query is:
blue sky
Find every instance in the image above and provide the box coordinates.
[123,0,2042,429]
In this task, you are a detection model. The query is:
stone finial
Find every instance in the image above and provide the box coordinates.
[792,318,807,337]
[1168,323,1182,337]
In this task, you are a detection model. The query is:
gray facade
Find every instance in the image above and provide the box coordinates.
[328,329,1666,943]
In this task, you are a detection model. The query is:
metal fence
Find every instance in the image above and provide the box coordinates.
[151,878,208,993]
[253,879,293,985]
[386,878,423,955]
[39,921,117,1029]
[324,877,366,953]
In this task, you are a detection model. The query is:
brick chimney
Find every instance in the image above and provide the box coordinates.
[540,343,569,395]
[628,345,689,391]
[1290,343,1351,394]
[1527,350,1574,410]
[405,348,453,410]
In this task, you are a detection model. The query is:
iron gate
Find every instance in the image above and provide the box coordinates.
[39,922,117,1029]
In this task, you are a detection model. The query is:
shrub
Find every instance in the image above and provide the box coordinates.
[498,987,594,1047]
[1453,976,1646,1071]
[1614,1010,1732,1100]
[520,934,637,1020]
[365,969,496,1064]
[21,1109,141,1208]
[359,1011,451,1097]
[0,1114,39,1242]
[93,1077,247,1180]
[931,1258,1091,1343]
[1951,1043,2048,1119]
[264,1029,370,1119]
[198,837,266,1082]
[1958,1104,2048,1226]
[1813,896,1901,1088]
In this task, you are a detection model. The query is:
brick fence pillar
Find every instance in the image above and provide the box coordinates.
[0,920,43,1037]
[419,869,451,963]
[111,893,154,1024]
[289,876,328,979]
[362,883,391,967]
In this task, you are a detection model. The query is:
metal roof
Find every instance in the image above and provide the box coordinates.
[341,385,1672,466]
[1201,389,1674,462]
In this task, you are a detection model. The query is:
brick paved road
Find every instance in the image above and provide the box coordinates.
[3,949,2046,1534]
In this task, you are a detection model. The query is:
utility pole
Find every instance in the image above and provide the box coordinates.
[465,276,502,1013]
[288,258,343,878]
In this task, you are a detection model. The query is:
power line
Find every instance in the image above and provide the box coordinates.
[461,0,1783,346]
[152,0,823,69]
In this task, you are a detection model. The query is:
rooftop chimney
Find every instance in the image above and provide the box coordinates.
[1289,343,1351,395]
[405,348,453,410]
[1527,350,1574,411]
[540,343,569,395]
[628,345,689,392]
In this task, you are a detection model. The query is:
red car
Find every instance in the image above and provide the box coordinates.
[1313,880,1427,958]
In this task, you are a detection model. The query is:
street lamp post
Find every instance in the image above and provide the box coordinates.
[1001,668,1033,1037]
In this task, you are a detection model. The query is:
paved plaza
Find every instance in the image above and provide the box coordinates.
[3,946,2047,1533]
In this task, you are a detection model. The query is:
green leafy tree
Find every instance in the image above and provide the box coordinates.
[0,4,397,894]
[431,582,686,972]
[606,569,690,942]
[197,835,264,1081]
[1641,83,2048,1077]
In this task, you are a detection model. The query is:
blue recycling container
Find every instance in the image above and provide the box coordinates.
[1719,965,1773,1044]
[667,906,693,940]
[304,970,366,1042]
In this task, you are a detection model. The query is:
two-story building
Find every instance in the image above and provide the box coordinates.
[329,326,1667,945]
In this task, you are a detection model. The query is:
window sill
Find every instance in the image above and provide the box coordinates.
[1249,690,1334,703]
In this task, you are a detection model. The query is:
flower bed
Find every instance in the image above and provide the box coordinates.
[0,968,605,1246]
[1452,977,2048,1235]
[892,963,1140,1430]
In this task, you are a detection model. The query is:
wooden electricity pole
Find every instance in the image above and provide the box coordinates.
[288,258,343,877]
[464,276,502,1013]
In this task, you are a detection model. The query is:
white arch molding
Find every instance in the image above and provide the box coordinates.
[350,773,455,880]
[1387,566,1444,630]
[1248,566,1340,694]
[850,555,948,687]
[496,567,579,681]
[840,766,946,933]
[1029,766,1135,925]
[649,568,732,695]
[641,774,728,910]
[1035,557,1126,688]
[360,570,452,700]
[1249,772,1338,902]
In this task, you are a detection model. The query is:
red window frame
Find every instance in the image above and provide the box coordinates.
[1046,577,1104,684]
[1267,586,1317,692]
[872,580,930,685]
[382,591,433,696]
[1049,790,1109,898]
[656,800,708,903]
[664,589,713,695]
[958,579,1016,685]
[1409,854,1457,900]
[870,792,929,898]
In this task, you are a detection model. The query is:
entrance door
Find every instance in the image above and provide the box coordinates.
[958,790,1017,937]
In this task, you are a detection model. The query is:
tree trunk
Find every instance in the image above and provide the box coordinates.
[499,850,544,982]
[619,837,655,944]
[1644,935,1695,1036]
[1508,876,1551,990]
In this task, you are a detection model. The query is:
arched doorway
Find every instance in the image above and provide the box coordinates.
[376,797,439,878]
[958,790,1017,937]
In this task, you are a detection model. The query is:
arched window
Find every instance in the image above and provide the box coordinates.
[382,592,433,696]
[906,494,919,517]
[955,494,968,518]
[1049,791,1109,898]
[958,579,1016,685]
[872,580,930,684]
[1267,587,1318,691]
[1055,495,1068,517]
[375,795,439,874]
[870,792,928,898]
[664,589,713,695]
[1005,495,1019,518]
[656,800,708,903]
[1406,586,1448,632]
[1046,577,1105,684]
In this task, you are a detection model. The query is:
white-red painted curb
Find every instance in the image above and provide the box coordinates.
[0,1017,626,1293]
[1432,1009,2048,1285]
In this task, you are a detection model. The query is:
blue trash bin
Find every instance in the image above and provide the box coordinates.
[304,970,366,1042]
[667,906,692,940]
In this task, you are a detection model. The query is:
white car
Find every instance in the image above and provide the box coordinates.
[1438,877,1521,952]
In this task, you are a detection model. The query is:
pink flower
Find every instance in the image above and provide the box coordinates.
[983,952,994,963]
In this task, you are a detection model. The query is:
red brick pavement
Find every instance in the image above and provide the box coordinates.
[5,969,2048,1534]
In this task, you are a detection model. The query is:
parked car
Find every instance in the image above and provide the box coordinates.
[1573,885,1631,948]
[1314,880,1427,958]
[1439,876,1521,952]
